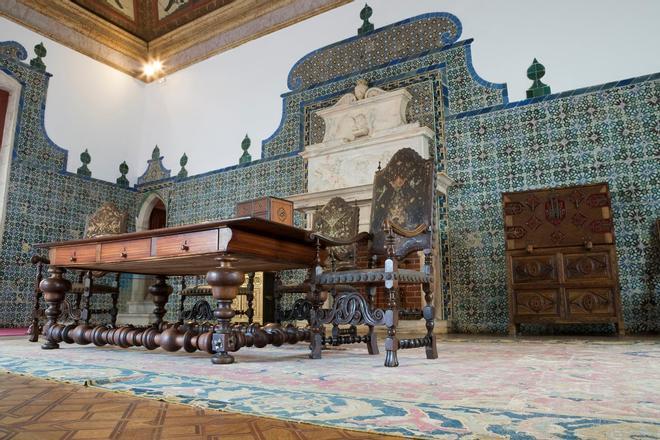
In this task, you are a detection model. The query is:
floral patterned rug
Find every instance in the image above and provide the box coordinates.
[0,336,658,439]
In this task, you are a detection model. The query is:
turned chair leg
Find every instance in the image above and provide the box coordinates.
[109,273,121,328]
[422,280,438,360]
[110,292,119,328]
[273,273,283,324]
[29,291,42,343]
[329,288,341,346]
[74,293,82,325]
[81,271,93,326]
[246,272,255,325]
[384,289,399,367]
[178,276,186,325]
[29,259,46,342]
[366,286,378,355]
[307,287,326,360]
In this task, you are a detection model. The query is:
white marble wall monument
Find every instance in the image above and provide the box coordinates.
[288,79,454,334]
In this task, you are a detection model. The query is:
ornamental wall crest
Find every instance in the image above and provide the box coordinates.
[137,145,172,185]
[315,79,412,145]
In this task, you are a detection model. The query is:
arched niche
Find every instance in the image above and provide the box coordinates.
[136,192,167,231]
[0,71,22,249]
[119,191,168,325]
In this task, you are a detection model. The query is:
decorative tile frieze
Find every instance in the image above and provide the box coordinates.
[0,10,657,336]
[446,79,660,334]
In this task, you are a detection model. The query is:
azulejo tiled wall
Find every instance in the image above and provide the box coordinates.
[1,10,658,333]
[446,76,660,333]
[0,42,139,327]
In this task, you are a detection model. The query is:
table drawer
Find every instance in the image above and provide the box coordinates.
[155,230,219,257]
[52,244,97,265]
[100,239,151,262]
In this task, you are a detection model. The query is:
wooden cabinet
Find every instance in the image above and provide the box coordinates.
[236,197,294,226]
[503,183,624,335]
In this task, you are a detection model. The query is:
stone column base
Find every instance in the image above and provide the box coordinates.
[371,319,450,337]
[334,319,450,339]
[116,300,154,326]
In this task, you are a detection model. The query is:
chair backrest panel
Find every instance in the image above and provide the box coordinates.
[84,202,128,238]
[314,197,359,269]
[370,148,434,258]
[84,202,128,278]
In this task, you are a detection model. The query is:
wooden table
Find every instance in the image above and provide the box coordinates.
[34,217,325,364]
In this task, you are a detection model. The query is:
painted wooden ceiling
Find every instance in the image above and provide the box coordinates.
[71,0,237,41]
[0,0,351,81]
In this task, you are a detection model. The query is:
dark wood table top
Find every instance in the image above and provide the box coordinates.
[34,217,323,276]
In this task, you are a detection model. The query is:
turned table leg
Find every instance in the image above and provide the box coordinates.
[41,267,72,350]
[150,275,173,328]
[207,255,244,365]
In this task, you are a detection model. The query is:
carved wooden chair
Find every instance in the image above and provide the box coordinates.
[178,273,256,325]
[311,148,438,367]
[274,197,365,341]
[29,203,126,342]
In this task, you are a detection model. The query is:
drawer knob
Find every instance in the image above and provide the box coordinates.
[181,241,190,251]
[120,249,128,258]
[70,252,77,262]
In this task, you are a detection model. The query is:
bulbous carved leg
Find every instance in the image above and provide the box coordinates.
[384,287,399,367]
[41,267,72,350]
[150,275,173,327]
[208,255,244,365]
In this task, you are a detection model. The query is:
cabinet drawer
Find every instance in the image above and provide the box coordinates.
[52,244,97,265]
[563,252,613,281]
[155,230,218,257]
[513,289,561,317]
[510,255,558,284]
[100,239,151,262]
[566,288,616,317]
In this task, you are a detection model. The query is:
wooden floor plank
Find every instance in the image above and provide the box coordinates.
[0,373,395,440]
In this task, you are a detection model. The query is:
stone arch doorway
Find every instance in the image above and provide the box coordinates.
[0,71,22,249]
[136,192,167,232]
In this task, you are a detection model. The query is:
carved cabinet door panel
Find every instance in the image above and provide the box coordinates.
[510,254,558,285]
[566,288,616,318]
[513,289,561,318]
[563,251,613,284]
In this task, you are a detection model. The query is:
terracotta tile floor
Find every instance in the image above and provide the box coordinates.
[0,373,394,440]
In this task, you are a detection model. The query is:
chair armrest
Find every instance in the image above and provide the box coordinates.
[308,231,371,247]
[385,219,429,238]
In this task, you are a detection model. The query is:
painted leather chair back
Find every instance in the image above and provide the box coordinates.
[369,147,434,258]
[314,196,359,270]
